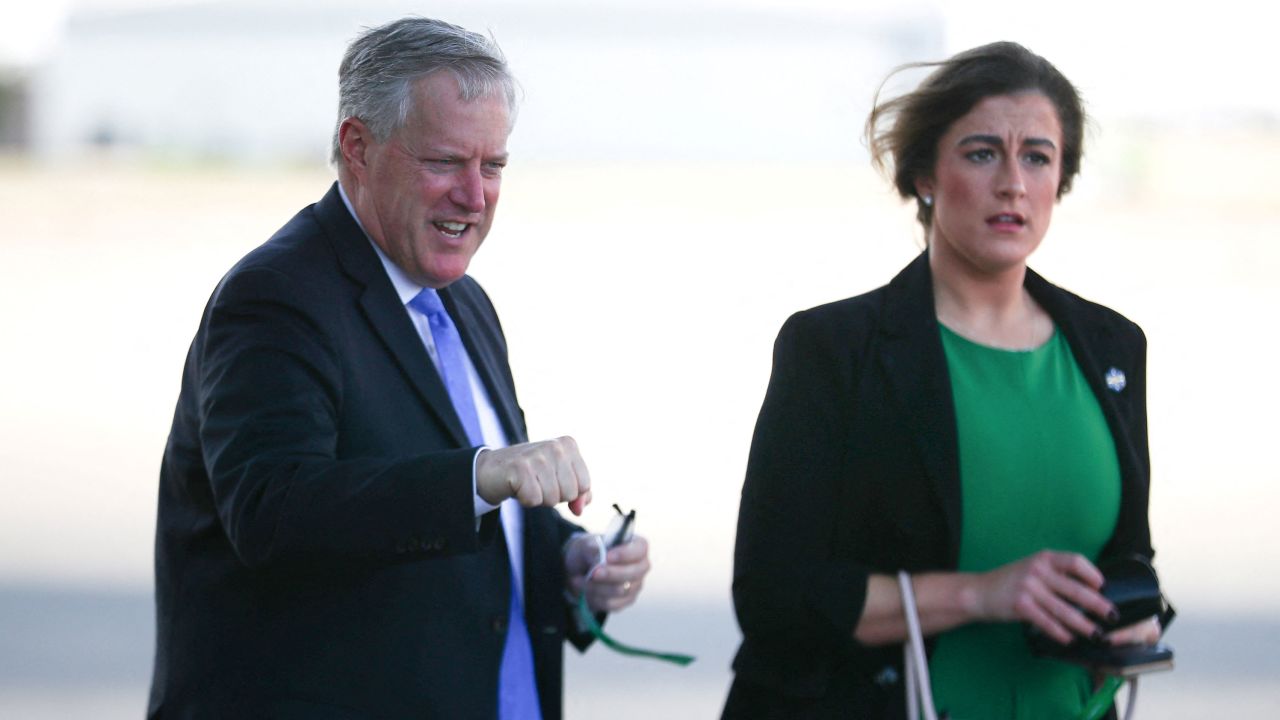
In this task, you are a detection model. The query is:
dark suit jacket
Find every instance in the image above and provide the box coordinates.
[149,183,588,719]
[724,252,1153,719]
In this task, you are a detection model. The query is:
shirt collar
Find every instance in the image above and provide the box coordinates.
[337,180,423,306]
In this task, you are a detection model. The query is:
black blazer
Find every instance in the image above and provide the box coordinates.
[724,253,1152,719]
[149,183,587,719]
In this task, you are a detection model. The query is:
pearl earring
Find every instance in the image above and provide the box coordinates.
[922,195,933,207]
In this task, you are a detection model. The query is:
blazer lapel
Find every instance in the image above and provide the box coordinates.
[876,253,963,561]
[315,183,474,448]
[1026,270,1142,494]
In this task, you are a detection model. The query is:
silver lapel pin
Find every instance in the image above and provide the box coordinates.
[1105,367,1127,393]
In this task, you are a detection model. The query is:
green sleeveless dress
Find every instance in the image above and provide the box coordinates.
[927,325,1121,719]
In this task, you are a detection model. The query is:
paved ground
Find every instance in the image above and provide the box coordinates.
[1,586,1277,718]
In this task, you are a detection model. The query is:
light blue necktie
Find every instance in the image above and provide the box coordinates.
[408,288,542,720]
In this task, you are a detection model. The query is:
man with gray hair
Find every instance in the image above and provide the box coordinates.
[149,17,650,719]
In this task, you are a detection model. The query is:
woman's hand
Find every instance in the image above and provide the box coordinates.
[973,550,1117,644]
[1105,615,1161,646]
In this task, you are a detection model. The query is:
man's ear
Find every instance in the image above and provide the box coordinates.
[339,117,374,178]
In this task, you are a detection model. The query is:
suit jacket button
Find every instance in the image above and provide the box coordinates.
[873,665,899,686]
[540,625,558,636]
[492,616,508,633]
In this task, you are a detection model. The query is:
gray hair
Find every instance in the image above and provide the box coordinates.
[330,17,517,166]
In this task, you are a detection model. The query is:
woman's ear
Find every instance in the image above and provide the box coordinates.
[913,176,935,204]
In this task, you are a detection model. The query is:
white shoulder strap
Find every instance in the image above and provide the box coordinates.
[898,571,940,720]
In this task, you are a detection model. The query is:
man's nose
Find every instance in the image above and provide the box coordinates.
[449,166,486,213]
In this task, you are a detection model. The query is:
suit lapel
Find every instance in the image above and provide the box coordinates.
[443,285,528,446]
[876,253,963,561]
[315,183,473,448]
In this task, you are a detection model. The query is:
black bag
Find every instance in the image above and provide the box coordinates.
[1027,555,1176,676]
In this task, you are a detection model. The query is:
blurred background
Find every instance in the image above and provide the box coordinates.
[1,0,1277,717]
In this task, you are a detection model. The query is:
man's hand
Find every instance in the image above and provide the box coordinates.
[475,436,592,515]
[564,533,650,613]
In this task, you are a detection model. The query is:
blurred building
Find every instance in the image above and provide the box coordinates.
[0,69,28,149]
[29,0,943,164]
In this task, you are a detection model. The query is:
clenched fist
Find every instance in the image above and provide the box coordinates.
[475,436,592,515]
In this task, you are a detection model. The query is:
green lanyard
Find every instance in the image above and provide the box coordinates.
[1077,676,1124,720]
[574,505,695,666]
[574,593,695,666]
